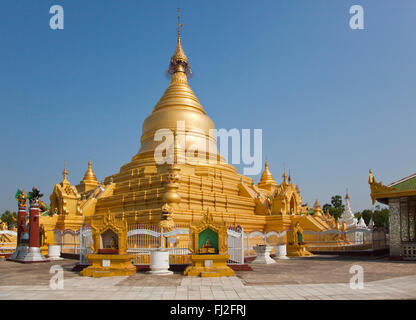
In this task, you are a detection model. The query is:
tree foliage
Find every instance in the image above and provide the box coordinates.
[323,195,345,221]
[355,205,389,231]
[0,210,17,229]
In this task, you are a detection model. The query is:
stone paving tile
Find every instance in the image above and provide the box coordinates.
[240,257,416,286]
[1,258,416,300]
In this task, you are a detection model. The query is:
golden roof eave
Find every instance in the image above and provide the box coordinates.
[370,190,416,205]
[368,169,416,204]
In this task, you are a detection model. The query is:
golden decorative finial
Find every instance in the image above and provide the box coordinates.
[62,161,69,186]
[282,163,288,184]
[83,160,98,183]
[177,8,183,39]
[313,198,322,210]
[258,160,277,188]
[168,8,191,76]
[368,169,374,184]
[345,188,350,199]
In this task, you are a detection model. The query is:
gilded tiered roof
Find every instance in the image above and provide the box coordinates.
[258,161,278,190]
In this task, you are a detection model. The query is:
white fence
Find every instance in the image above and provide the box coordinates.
[75,223,245,266]
[244,230,286,257]
[227,226,244,264]
[53,229,81,254]
[242,227,387,256]
[67,224,388,266]
[126,223,245,265]
[79,224,93,265]
[303,227,388,251]
[127,223,191,265]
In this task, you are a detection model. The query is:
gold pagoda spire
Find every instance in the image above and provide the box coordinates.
[313,199,322,210]
[282,168,288,184]
[82,160,98,183]
[134,9,219,160]
[76,160,99,194]
[345,188,350,200]
[167,8,192,77]
[61,161,70,187]
[313,199,323,219]
[258,161,278,189]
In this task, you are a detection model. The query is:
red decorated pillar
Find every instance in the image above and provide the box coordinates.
[28,202,40,248]
[17,206,27,245]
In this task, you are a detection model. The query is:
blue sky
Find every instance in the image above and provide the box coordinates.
[0,0,415,213]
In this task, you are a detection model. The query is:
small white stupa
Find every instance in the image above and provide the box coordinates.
[338,191,358,230]
[357,216,367,229]
[368,217,375,229]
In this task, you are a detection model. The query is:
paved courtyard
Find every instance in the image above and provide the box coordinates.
[0,256,415,300]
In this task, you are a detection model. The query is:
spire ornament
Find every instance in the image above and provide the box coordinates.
[258,161,277,189]
[167,8,192,76]
[83,160,98,183]
[61,161,70,186]
[282,170,288,184]
[281,163,288,184]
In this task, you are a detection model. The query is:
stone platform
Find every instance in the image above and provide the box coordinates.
[0,256,415,299]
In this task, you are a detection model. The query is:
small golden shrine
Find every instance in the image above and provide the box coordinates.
[184,210,235,277]
[287,221,313,256]
[81,212,136,277]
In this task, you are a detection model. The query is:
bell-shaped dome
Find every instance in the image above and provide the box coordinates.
[133,28,218,161]
[83,160,98,183]
[313,199,323,218]
[258,161,277,189]
[76,160,99,193]
[313,199,322,210]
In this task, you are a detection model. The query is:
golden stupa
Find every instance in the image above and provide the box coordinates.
[40,16,332,249]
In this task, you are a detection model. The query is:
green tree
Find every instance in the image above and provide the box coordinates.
[360,209,373,225]
[323,195,345,221]
[331,195,344,211]
[355,206,389,231]
[322,203,332,213]
[0,210,17,229]
[373,206,389,230]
